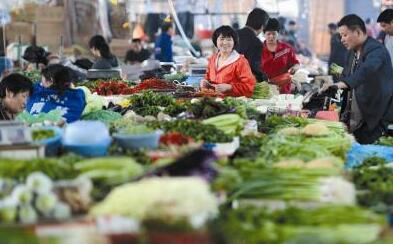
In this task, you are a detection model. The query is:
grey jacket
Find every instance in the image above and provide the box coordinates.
[342,37,393,130]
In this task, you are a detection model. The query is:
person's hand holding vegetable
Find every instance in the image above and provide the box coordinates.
[213,83,232,93]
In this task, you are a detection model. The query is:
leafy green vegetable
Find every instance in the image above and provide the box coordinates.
[0,158,78,181]
[262,115,309,133]
[129,91,175,107]
[187,97,231,119]
[376,137,393,147]
[148,120,233,143]
[82,110,122,124]
[75,157,144,185]
[211,205,383,244]
[133,106,161,117]
[232,134,267,160]
[163,103,187,117]
[32,129,55,141]
[163,72,188,81]
[229,167,339,201]
[352,157,393,213]
[252,82,271,99]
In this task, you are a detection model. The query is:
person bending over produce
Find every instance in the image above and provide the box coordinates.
[200,25,256,97]
[0,73,33,120]
[261,18,300,94]
[321,14,393,144]
[89,35,119,69]
[26,64,86,123]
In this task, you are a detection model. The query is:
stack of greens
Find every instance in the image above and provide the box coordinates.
[352,157,393,213]
[212,205,384,244]
[128,91,176,117]
[149,120,233,143]
[252,82,271,99]
[229,167,352,203]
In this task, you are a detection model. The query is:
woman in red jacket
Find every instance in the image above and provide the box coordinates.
[261,18,300,94]
[200,25,256,97]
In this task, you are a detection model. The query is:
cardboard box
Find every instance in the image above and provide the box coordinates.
[35,6,65,22]
[5,22,33,44]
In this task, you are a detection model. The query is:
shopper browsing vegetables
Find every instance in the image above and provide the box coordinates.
[200,25,256,97]
[0,73,33,120]
[321,15,393,144]
[26,64,86,123]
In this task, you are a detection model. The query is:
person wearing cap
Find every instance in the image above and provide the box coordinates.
[261,18,300,94]
[377,9,393,67]
[236,8,269,82]
[125,39,151,65]
[200,25,256,97]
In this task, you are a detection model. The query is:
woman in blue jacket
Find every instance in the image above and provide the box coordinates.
[27,64,86,123]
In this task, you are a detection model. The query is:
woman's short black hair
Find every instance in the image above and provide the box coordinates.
[0,73,33,98]
[338,14,367,34]
[212,25,238,49]
[88,35,112,59]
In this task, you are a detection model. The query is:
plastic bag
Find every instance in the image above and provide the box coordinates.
[345,143,393,168]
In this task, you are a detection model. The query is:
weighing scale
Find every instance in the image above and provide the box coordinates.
[86,69,121,80]
[0,121,44,158]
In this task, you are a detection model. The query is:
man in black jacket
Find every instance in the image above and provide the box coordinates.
[322,14,393,144]
[236,8,269,82]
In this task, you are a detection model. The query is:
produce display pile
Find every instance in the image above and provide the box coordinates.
[3,73,393,244]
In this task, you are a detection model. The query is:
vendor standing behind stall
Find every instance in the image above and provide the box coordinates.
[261,18,300,94]
[125,38,151,64]
[154,22,174,62]
[200,25,256,97]
[0,73,33,120]
[89,35,119,69]
[27,64,86,123]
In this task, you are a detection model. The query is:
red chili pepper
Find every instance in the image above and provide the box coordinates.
[160,132,194,146]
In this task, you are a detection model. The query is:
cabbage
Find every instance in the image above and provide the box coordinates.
[90,177,218,226]
[79,86,105,115]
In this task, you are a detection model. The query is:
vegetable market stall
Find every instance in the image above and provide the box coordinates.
[1,72,393,244]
